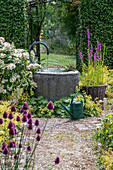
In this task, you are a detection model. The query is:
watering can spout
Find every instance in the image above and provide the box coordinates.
[60,103,73,118]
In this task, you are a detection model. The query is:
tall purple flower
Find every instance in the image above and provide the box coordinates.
[97,41,99,49]
[27,124,33,130]
[80,52,83,60]
[19,143,22,148]
[35,119,39,126]
[100,44,101,51]
[22,102,29,110]
[36,128,41,134]
[3,147,9,155]
[11,104,17,112]
[47,101,54,110]
[28,118,32,124]
[27,112,32,119]
[88,52,91,59]
[3,111,8,119]
[94,53,96,61]
[16,116,20,121]
[8,112,14,119]
[0,118,3,124]
[8,141,14,148]
[36,135,41,141]
[94,65,96,69]
[55,157,60,164]
[8,121,15,129]
[87,29,90,46]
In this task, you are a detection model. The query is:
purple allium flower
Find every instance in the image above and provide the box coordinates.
[27,124,33,130]
[8,141,14,148]
[36,128,41,134]
[28,118,32,124]
[19,143,22,148]
[0,118,3,124]
[8,121,15,129]
[13,141,16,147]
[9,127,15,136]
[36,135,41,141]
[27,112,32,119]
[27,145,31,151]
[8,112,14,119]
[47,101,54,110]
[20,107,25,113]
[22,115,27,122]
[34,119,39,126]
[1,142,7,150]
[22,102,29,110]
[16,116,20,121]
[14,154,18,159]
[3,147,9,155]
[55,157,60,164]
[3,111,8,119]
[23,110,27,115]
[80,52,83,60]
[94,65,96,69]
[11,104,17,112]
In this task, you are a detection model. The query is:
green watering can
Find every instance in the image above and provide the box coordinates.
[60,92,85,120]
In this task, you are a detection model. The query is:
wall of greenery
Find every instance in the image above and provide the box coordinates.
[78,0,113,69]
[0,0,27,48]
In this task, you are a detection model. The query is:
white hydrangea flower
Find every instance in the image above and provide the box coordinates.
[7,63,16,70]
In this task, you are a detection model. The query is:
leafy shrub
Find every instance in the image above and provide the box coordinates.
[15,91,102,118]
[0,37,41,99]
[106,69,113,99]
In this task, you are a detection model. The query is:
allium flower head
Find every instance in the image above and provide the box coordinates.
[19,143,22,148]
[55,157,60,164]
[94,65,96,69]
[35,119,39,126]
[36,135,41,141]
[27,112,32,119]
[28,118,32,124]
[9,127,15,136]
[97,41,99,49]
[27,145,31,151]
[8,121,15,129]
[14,154,18,159]
[8,112,14,119]
[27,124,33,130]
[22,102,29,110]
[0,118,3,124]
[3,147,9,155]
[47,101,54,110]
[11,104,17,112]
[23,110,27,115]
[36,128,41,134]
[16,116,20,121]
[20,107,25,113]
[8,141,14,148]
[22,115,27,122]
[13,141,16,147]
[1,142,7,150]
[3,111,8,119]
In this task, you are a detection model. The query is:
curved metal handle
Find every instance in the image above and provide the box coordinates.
[29,41,49,63]
[71,92,85,104]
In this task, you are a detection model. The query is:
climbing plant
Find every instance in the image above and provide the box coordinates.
[0,0,27,48]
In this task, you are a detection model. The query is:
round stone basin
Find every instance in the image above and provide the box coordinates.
[33,68,79,101]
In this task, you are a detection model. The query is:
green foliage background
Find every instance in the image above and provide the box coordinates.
[0,0,27,48]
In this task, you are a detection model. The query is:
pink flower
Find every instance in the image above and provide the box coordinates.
[47,101,54,110]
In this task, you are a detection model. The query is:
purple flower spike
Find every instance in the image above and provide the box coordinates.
[28,118,32,124]
[13,141,16,147]
[3,147,9,155]
[94,65,96,69]
[0,118,3,124]
[36,135,41,141]
[100,44,101,51]
[14,154,18,159]
[11,104,17,112]
[36,128,41,134]
[55,157,60,164]
[1,142,7,150]
[27,145,31,151]
[27,112,32,119]
[47,101,54,110]
[23,110,27,116]
[80,52,83,60]
[22,115,27,122]
[16,116,20,121]
[22,102,29,110]
[9,128,15,136]
[27,124,33,130]
[8,141,14,148]
[3,111,8,119]
[8,121,14,129]
[19,143,22,148]
[35,119,39,126]
[20,107,25,113]
[8,112,14,119]
[97,40,99,49]
[87,29,90,39]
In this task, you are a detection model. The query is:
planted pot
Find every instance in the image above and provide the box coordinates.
[80,84,107,101]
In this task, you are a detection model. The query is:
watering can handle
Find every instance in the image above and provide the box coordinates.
[71,92,86,105]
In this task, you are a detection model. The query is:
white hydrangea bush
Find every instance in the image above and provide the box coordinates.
[0,37,41,99]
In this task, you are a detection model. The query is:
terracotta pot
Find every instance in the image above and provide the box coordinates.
[80,84,107,101]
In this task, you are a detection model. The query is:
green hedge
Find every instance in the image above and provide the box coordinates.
[78,0,113,69]
[0,0,27,48]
